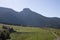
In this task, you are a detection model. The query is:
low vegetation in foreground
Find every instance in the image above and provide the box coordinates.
[0,24,60,40]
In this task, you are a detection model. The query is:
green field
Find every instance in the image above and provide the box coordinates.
[0,24,60,40]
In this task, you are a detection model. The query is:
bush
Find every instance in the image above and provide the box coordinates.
[0,29,10,40]
[9,27,16,33]
[0,25,16,40]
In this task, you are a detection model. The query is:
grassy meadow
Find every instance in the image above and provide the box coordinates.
[0,24,60,40]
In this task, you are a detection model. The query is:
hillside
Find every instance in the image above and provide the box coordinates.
[0,24,60,40]
[0,7,60,28]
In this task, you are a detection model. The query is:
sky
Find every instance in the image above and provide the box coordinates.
[0,0,60,18]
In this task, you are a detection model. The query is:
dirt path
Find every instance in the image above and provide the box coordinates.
[55,37,60,40]
[43,28,60,40]
[51,32,60,40]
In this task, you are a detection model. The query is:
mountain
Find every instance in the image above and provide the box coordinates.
[0,7,60,28]
[0,7,19,25]
[17,8,48,26]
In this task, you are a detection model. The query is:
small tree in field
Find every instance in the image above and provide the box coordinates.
[0,29,10,40]
[0,25,16,40]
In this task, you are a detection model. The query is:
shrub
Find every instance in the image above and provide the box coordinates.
[0,29,10,40]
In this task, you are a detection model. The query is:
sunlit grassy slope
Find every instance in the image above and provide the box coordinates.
[0,24,60,40]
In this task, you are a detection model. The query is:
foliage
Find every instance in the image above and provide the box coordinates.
[0,24,60,40]
[0,25,16,40]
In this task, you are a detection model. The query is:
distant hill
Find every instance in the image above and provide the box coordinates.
[0,7,60,28]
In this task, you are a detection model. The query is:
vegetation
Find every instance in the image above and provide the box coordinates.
[0,24,60,40]
[0,24,16,40]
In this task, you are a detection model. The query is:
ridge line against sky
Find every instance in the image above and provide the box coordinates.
[0,0,60,17]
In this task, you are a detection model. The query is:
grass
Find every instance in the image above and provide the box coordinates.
[48,28,60,36]
[10,32,54,40]
[0,24,60,40]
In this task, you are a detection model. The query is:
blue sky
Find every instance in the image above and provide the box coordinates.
[0,0,60,17]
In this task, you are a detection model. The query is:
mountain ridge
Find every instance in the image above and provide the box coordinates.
[0,7,60,28]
